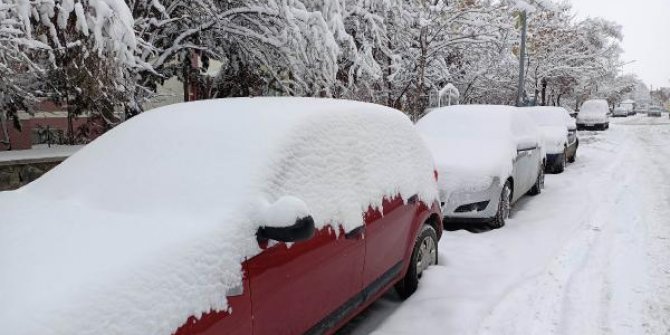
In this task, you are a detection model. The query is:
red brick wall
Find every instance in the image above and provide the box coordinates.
[2,116,95,151]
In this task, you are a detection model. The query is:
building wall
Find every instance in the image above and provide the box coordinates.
[2,114,93,151]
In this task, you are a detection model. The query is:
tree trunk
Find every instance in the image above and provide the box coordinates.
[541,78,547,106]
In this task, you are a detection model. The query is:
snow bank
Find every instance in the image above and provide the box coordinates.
[0,98,438,335]
[416,105,520,197]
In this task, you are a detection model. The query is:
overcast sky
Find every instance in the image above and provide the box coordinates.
[570,0,670,89]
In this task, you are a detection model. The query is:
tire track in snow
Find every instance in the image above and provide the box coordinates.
[477,124,643,335]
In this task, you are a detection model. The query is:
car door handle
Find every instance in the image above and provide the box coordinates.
[345,226,366,240]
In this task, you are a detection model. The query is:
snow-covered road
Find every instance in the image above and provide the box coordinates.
[343,115,670,335]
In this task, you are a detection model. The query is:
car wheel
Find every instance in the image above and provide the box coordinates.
[568,150,576,163]
[395,224,438,300]
[491,181,512,229]
[528,165,544,196]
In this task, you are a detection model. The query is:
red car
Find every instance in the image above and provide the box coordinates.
[0,98,442,335]
[176,195,442,335]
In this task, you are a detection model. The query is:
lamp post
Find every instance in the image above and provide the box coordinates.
[516,10,528,107]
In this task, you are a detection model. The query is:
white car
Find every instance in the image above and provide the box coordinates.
[417,105,545,229]
[577,99,610,130]
[612,106,629,117]
[524,106,579,173]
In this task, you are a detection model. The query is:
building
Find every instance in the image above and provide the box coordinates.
[0,100,102,151]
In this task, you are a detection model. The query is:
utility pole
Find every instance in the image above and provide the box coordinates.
[516,10,528,107]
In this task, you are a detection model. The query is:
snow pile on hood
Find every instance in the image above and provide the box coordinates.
[578,99,610,123]
[0,98,438,335]
[524,107,571,154]
[416,105,521,197]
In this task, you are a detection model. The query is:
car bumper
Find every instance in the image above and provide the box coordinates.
[577,122,608,130]
[545,153,565,170]
[442,182,501,221]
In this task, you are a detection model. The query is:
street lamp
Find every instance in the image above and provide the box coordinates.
[516,10,528,107]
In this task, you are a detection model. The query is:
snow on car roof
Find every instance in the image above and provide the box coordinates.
[0,97,438,335]
[416,105,523,197]
[580,99,609,116]
[524,106,572,127]
[417,104,518,138]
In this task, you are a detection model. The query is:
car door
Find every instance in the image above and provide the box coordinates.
[511,115,539,197]
[361,195,418,293]
[247,222,365,335]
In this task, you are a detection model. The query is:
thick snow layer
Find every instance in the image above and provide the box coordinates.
[578,99,609,123]
[524,107,571,154]
[416,105,532,197]
[346,115,670,335]
[0,98,438,335]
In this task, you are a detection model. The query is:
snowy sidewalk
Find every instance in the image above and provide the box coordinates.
[0,145,82,165]
[345,115,670,335]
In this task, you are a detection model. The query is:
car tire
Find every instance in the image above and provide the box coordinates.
[528,165,544,196]
[395,224,438,300]
[568,150,576,163]
[554,151,566,173]
[491,181,512,229]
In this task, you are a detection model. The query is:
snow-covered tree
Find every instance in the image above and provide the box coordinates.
[3,0,147,142]
[129,0,340,106]
[0,4,47,145]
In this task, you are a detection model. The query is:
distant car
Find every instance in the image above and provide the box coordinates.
[524,107,579,173]
[0,98,444,335]
[417,105,544,229]
[648,106,663,117]
[612,106,629,117]
[620,100,636,115]
[577,99,610,130]
[637,105,649,115]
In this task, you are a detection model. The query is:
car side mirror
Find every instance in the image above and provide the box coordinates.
[257,216,316,243]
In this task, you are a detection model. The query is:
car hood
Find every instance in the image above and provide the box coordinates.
[0,191,257,335]
[539,126,568,154]
[423,137,515,199]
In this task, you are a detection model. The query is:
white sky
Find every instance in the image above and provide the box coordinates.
[570,0,670,88]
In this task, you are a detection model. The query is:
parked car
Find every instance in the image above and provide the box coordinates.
[577,99,610,130]
[416,105,544,229]
[620,99,636,115]
[648,105,663,117]
[636,105,649,115]
[0,98,444,335]
[524,107,579,173]
[612,106,629,117]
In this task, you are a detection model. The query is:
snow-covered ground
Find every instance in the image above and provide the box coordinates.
[0,145,83,163]
[343,114,670,335]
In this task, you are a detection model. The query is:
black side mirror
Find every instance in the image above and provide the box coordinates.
[257,216,316,244]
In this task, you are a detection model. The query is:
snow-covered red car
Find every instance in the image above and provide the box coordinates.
[524,106,579,173]
[0,98,443,335]
[416,105,544,229]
